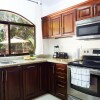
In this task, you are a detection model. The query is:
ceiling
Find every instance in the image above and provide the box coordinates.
[28,0,59,6]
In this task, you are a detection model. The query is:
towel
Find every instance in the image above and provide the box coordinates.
[71,66,90,88]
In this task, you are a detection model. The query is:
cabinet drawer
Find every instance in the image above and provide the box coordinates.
[56,83,67,99]
[55,64,67,73]
[56,73,67,83]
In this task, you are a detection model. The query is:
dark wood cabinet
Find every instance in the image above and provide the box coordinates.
[62,10,75,36]
[76,4,93,20]
[46,63,67,100]
[23,64,39,100]
[0,62,67,100]
[55,64,67,100]
[51,15,62,37]
[47,63,55,95]
[4,67,22,100]
[0,69,3,100]
[39,63,47,94]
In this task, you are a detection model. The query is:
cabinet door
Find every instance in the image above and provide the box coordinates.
[42,17,52,38]
[47,63,55,95]
[76,5,93,20]
[0,70,3,100]
[94,2,100,16]
[62,10,75,36]
[23,64,39,99]
[39,63,47,94]
[51,15,61,37]
[4,67,22,100]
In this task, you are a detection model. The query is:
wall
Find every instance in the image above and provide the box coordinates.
[43,36,100,59]
[0,0,43,54]
[42,0,100,59]
[42,0,87,16]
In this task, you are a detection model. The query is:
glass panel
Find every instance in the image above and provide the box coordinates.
[0,11,32,24]
[10,25,35,54]
[0,24,9,55]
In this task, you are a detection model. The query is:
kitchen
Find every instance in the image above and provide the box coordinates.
[0,0,100,100]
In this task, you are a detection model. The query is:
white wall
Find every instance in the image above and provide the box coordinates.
[43,37,100,59]
[42,0,87,16]
[42,0,100,59]
[0,0,43,54]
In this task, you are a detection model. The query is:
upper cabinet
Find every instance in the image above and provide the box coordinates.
[42,0,100,39]
[42,10,75,38]
[76,1,100,20]
[94,1,100,16]
[51,14,62,37]
[62,10,75,36]
[42,17,50,38]
[76,4,93,20]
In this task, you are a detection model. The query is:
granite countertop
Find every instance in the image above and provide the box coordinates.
[0,55,72,68]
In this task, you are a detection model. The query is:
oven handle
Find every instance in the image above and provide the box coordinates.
[68,66,100,76]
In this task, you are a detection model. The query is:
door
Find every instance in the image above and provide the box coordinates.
[76,4,93,20]
[23,64,39,99]
[39,63,47,94]
[51,15,61,37]
[62,10,75,36]
[47,63,55,95]
[42,18,50,38]
[94,2,100,16]
[0,70,3,100]
[4,67,22,100]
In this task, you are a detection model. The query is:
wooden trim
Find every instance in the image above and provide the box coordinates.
[42,1,94,18]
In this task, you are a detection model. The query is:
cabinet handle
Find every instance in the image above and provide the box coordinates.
[58,76,65,79]
[27,66,35,68]
[58,93,65,97]
[58,84,65,88]
[6,71,7,81]
[57,68,64,71]
[2,71,3,82]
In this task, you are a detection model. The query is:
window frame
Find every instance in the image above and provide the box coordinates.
[0,10,36,57]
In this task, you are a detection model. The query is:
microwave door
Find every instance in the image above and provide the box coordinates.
[76,21,100,40]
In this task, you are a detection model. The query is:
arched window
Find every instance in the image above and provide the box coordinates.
[0,10,36,56]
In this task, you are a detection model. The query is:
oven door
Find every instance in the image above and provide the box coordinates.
[67,67,100,100]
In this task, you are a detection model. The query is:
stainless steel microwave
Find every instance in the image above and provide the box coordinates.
[76,16,100,40]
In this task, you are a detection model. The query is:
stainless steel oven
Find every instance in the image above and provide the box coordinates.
[67,67,100,100]
[67,50,100,100]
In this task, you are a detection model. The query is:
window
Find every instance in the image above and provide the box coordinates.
[0,10,35,56]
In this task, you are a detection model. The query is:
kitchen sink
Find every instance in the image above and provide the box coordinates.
[0,60,16,64]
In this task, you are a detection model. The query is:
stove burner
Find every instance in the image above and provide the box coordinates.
[68,55,100,69]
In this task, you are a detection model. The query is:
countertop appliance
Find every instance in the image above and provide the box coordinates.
[76,16,100,40]
[53,45,68,59]
[67,49,100,100]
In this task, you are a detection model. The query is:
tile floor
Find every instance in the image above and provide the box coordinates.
[32,94,61,100]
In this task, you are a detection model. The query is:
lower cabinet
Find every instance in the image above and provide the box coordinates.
[46,63,55,95]
[0,62,67,100]
[23,64,40,100]
[46,63,67,100]
[55,64,67,100]
[0,69,3,100]
[4,66,23,100]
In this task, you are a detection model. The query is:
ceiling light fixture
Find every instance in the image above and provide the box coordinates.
[28,0,38,4]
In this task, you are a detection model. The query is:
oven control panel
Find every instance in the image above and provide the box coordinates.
[81,48,100,56]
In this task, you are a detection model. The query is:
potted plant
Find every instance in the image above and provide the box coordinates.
[28,37,35,57]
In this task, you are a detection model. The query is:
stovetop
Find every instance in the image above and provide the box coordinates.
[68,56,100,69]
